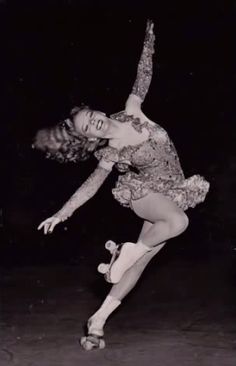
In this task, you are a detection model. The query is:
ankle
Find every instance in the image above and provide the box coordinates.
[88,316,105,337]
[88,315,105,328]
[136,240,152,251]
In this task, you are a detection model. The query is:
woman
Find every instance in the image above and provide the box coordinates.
[35,20,209,350]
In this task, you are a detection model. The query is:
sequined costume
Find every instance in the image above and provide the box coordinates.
[94,20,209,210]
[95,115,209,210]
[34,21,209,219]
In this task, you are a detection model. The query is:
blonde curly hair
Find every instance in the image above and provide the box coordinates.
[33,106,106,163]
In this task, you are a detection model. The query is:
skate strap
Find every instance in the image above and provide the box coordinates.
[87,334,103,344]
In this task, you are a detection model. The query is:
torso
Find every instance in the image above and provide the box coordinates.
[102,109,184,180]
[95,100,208,211]
[108,120,150,151]
[108,107,157,151]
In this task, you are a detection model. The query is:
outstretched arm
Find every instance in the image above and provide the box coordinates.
[55,165,111,221]
[38,161,113,234]
[126,20,155,112]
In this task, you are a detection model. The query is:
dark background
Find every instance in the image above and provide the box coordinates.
[1,0,235,267]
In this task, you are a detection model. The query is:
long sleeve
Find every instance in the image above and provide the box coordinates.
[54,166,111,221]
[131,20,155,103]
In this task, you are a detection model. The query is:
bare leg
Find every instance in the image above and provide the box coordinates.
[131,193,189,247]
[109,193,189,283]
[109,221,166,300]
[82,193,189,348]
[85,221,165,340]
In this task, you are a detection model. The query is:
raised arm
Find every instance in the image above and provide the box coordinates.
[38,162,113,234]
[126,20,155,112]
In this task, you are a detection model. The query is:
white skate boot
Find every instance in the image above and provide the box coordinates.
[97,240,122,282]
[98,240,150,284]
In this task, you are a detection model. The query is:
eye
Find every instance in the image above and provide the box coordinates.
[84,124,89,132]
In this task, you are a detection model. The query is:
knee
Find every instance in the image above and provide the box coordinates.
[168,211,189,237]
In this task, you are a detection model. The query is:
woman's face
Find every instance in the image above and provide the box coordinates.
[73,109,110,139]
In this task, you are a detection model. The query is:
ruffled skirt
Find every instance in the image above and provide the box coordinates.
[112,172,210,211]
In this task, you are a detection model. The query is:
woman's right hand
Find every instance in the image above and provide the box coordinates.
[37,216,61,235]
[146,19,154,35]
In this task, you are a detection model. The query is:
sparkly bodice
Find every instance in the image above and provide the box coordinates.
[94,111,209,210]
[95,111,184,182]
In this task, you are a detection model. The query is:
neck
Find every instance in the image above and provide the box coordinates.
[104,118,126,139]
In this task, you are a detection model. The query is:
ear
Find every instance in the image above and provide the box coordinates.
[87,139,99,152]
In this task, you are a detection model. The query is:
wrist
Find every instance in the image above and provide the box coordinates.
[54,211,69,222]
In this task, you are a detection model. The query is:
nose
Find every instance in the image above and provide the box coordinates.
[90,117,96,125]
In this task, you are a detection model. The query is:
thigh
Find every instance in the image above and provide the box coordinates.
[131,192,185,224]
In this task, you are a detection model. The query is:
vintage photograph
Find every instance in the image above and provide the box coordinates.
[1,0,235,364]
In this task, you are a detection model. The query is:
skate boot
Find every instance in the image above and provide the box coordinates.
[80,317,106,351]
[97,240,122,283]
[98,240,150,284]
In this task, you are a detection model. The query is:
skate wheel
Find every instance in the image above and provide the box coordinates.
[97,263,109,274]
[80,336,106,350]
[99,339,106,349]
[80,336,94,350]
[105,240,117,252]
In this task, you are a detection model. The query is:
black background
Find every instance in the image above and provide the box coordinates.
[1,0,235,266]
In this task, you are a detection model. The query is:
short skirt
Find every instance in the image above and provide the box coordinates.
[112,172,210,211]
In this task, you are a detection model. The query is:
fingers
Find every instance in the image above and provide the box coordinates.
[146,20,154,35]
[37,218,59,235]
[38,221,51,235]
[147,19,154,28]
[44,222,52,235]
[149,22,154,34]
[48,220,58,233]
[37,220,48,231]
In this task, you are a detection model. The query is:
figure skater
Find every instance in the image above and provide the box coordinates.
[34,20,209,350]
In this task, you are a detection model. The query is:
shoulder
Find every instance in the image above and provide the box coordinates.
[94,145,119,162]
[125,94,157,125]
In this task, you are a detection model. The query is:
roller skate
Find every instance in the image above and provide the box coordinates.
[98,240,150,284]
[97,240,122,283]
[80,317,106,351]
